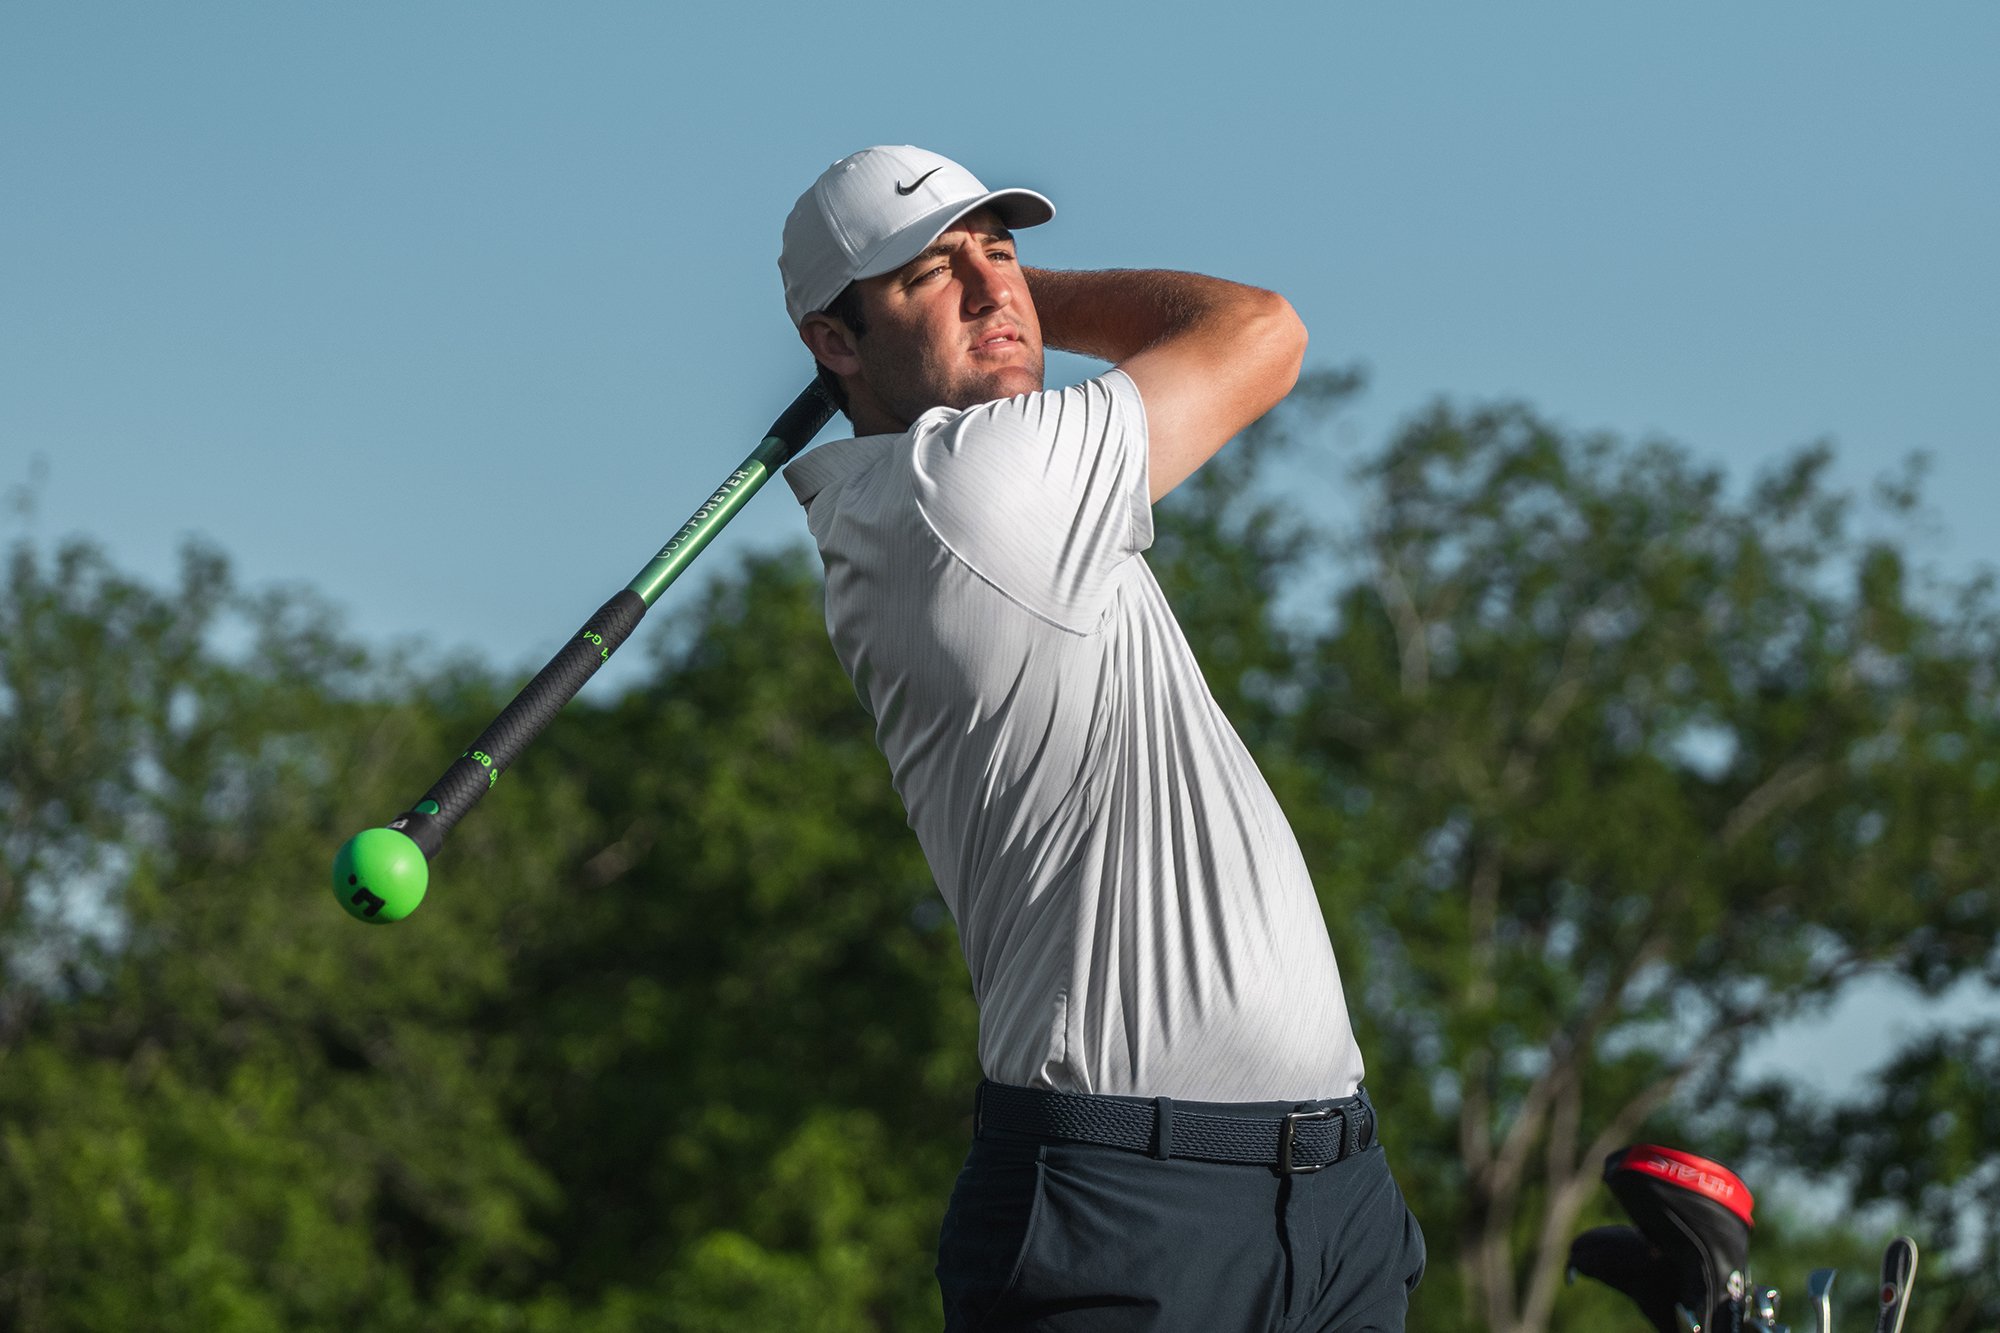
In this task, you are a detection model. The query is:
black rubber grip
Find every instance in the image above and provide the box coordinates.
[387,588,647,858]
[764,382,838,465]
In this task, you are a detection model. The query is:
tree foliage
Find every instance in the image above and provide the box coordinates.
[1280,397,2000,1332]
[3,376,1996,1330]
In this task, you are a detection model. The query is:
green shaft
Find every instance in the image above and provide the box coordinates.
[626,434,793,607]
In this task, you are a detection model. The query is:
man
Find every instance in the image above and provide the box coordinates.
[778,145,1424,1332]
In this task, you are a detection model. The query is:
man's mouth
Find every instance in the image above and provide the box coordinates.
[970,326,1020,354]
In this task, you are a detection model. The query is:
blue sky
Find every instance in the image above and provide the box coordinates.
[5,3,1997,1090]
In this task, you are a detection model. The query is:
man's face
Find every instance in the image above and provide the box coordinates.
[813,208,1044,428]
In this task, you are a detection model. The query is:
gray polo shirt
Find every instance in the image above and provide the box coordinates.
[786,369,1363,1102]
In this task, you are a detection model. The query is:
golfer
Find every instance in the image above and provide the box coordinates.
[779,146,1424,1332]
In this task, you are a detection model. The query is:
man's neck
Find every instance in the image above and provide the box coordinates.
[849,403,910,437]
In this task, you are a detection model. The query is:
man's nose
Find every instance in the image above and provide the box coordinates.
[961,253,1012,314]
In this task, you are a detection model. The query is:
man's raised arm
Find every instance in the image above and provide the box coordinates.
[1025,268,1307,502]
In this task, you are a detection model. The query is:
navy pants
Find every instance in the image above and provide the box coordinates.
[936,1102,1426,1331]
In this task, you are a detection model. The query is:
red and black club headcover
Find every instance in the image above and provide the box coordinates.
[1566,1224,1683,1333]
[1603,1145,1756,1331]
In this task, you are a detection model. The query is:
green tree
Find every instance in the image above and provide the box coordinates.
[1273,401,2000,1330]
[0,536,982,1330]
[1777,1026,2000,1331]
[490,549,981,1329]
[0,539,593,1330]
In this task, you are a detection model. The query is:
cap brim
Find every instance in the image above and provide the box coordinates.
[850,188,1056,284]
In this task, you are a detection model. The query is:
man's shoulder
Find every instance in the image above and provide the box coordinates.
[787,370,1143,509]
[949,368,1142,435]
[918,370,1146,471]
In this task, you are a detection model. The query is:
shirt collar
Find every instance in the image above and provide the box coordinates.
[783,403,959,505]
[783,433,895,506]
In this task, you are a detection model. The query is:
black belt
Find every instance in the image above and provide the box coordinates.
[975,1080,1377,1174]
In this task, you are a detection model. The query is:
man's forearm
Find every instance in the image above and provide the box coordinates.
[1025,267,1282,364]
[1028,266,1307,500]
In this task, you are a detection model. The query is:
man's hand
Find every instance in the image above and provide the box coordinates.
[1025,268,1307,502]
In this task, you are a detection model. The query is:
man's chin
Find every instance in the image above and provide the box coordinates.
[959,363,1044,408]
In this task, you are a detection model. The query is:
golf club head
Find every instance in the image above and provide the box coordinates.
[1877,1236,1918,1333]
[1806,1267,1835,1333]
[1567,1225,1684,1333]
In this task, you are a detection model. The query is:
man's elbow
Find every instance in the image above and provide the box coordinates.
[1247,290,1308,406]
[1275,295,1308,385]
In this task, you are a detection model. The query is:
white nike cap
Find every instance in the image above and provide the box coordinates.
[779,145,1055,326]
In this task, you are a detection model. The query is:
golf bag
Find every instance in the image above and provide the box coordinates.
[1567,1144,1756,1333]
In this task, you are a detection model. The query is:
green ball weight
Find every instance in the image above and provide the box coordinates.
[331,827,429,923]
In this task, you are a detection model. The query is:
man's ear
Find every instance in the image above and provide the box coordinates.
[800,314,862,377]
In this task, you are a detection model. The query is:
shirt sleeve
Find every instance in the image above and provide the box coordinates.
[909,369,1153,633]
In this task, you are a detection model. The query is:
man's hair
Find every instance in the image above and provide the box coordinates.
[810,284,867,423]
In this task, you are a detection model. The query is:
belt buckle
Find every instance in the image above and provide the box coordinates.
[1278,1107,1337,1174]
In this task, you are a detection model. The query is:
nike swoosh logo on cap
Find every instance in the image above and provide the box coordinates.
[895,167,944,196]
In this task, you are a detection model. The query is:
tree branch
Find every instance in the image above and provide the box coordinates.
[1720,757,1832,849]
[1374,555,1431,698]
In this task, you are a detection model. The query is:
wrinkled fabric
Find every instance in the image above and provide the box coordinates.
[937,1115,1425,1331]
[787,370,1362,1102]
